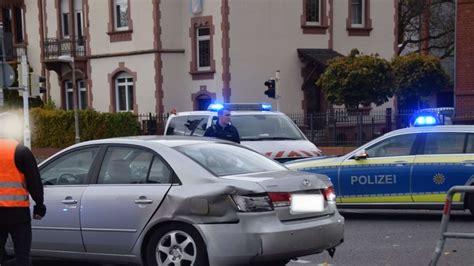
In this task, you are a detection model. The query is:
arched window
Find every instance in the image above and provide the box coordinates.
[64,80,87,110]
[115,72,134,112]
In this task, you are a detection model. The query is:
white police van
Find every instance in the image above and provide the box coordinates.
[286,111,474,216]
[164,103,322,162]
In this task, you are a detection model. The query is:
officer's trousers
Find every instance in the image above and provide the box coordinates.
[0,221,32,266]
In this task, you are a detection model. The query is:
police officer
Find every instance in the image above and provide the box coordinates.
[0,113,46,266]
[204,108,240,143]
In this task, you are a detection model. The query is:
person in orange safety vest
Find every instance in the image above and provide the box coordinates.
[0,113,46,266]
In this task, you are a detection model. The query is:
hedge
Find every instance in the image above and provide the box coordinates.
[30,108,141,148]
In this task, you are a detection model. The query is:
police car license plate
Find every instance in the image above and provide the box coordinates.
[290,194,324,214]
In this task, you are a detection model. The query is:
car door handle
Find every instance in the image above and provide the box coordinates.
[462,160,474,166]
[392,161,409,166]
[134,198,153,204]
[61,198,78,205]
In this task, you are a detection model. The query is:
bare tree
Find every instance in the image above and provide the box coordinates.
[398,0,455,59]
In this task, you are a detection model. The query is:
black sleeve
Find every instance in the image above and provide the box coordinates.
[15,145,44,206]
[204,126,214,137]
[232,126,241,144]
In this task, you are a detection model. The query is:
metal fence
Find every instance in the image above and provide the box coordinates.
[138,108,474,147]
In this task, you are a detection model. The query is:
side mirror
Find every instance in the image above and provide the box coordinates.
[353,150,369,160]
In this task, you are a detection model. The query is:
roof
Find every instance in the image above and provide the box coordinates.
[297,49,343,65]
[385,125,474,137]
[174,110,284,116]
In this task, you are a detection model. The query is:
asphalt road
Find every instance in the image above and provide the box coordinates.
[5,209,473,266]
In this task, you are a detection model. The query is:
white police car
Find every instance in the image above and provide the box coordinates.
[164,103,322,162]
[286,114,474,215]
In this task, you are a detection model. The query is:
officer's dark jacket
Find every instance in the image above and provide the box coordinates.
[204,122,240,143]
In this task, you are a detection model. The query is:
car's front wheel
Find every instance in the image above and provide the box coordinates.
[145,223,208,266]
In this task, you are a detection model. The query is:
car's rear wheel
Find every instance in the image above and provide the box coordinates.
[145,223,208,266]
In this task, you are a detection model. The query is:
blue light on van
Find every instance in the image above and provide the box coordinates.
[261,103,272,111]
[207,103,224,111]
[413,115,438,126]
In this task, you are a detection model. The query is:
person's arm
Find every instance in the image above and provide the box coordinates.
[204,126,214,137]
[232,126,241,144]
[15,145,46,218]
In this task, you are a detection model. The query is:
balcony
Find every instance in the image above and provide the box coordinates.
[43,37,87,75]
[43,37,86,60]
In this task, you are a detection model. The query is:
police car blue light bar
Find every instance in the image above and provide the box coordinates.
[207,103,272,111]
[207,103,225,111]
[413,115,438,126]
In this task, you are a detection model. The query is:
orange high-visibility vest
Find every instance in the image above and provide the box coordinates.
[0,139,29,207]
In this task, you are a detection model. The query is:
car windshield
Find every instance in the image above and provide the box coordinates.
[230,114,305,141]
[174,143,286,176]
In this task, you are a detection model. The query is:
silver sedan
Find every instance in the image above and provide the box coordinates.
[7,136,344,266]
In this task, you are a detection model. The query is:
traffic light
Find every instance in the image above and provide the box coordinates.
[30,74,46,96]
[264,79,275,98]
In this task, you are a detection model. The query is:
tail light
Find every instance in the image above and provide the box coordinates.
[322,186,336,202]
[231,194,273,212]
[268,192,291,207]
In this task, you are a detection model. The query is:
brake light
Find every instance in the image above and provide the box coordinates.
[268,192,291,207]
[322,186,336,202]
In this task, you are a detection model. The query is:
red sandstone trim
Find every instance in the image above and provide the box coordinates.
[107,62,138,114]
[153,0,164,114]
[301,0,329,34]
[191,86,217,110]
[189,16,216,80]
[221,0,231,102]
[84,0,93,108]
[346,0,372,36]
[107,0,133,42]
[328,0,333,49]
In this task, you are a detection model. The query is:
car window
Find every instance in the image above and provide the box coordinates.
[175,143,286,176]
[467,134,474,153]
[365,134,416,158]
[231,114,305,140]
[166,116,188,135]
[148,157,173,183]
[98,147,164,184]
[423,132,466,154]
[184,115,209,136]
[40,147,99,185]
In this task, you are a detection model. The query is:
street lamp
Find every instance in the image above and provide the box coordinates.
[58,55,80,144]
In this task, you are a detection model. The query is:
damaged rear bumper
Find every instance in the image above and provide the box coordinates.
[195,211,344,265]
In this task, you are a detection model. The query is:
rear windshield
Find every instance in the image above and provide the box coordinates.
[174,143,286,176]
[231,114,306,141]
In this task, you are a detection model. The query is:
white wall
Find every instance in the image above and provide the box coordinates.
[89,55,155,114]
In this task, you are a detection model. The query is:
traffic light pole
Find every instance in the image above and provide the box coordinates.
[21,55,31,148]
[0,23,5,107]
[275,70,280,112]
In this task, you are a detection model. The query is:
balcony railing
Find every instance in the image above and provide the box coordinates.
[44,37,86,60]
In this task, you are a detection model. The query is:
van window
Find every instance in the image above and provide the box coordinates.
[166,115,209,136]
[231,114,305,140]
[166,116,188,135]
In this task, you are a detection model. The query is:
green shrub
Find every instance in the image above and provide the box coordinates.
[31,108,141,148]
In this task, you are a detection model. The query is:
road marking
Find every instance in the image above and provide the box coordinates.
[293,259,312,263]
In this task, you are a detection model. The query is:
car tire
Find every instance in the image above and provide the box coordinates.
[145,223,208,266]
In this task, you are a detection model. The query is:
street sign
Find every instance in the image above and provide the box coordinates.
[0,62,15,87]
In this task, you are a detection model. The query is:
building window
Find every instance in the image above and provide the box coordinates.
[13,7,24,43]
[346,0,372,36]
[301,0,327,34]
[107,0,133,42]
[65,80,88,110]
[115,73,134,112]
[197,27,211,71]
[306,0,320,25]
[351,0,363,27]
[190,16,215,80]
[61,0,70,38]
[114,0,129,31]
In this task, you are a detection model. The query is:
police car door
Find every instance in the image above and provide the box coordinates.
[411,132,474,204]
[338,133,418,203]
